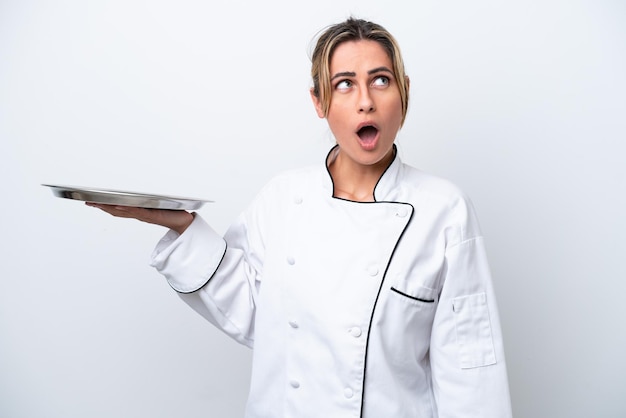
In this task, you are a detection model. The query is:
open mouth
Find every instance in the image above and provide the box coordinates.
[357,125,379,145]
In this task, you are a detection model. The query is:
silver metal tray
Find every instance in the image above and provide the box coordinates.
[42,184,212,210]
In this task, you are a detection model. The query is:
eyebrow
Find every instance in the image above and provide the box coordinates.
[368,66,393,75]
[330,71,356,81]
[330,66,394,81]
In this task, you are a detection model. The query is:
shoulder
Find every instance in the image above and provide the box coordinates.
[398,163,482,241]
[259,165,321,195]
[244,164,322,214]
[398,163,470,205]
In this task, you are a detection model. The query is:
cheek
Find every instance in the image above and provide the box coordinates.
[383,97,404,127]
[326,116,350,139]
[326,103,351,127]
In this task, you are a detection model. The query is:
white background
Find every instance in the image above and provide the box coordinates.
[1,1,625,417]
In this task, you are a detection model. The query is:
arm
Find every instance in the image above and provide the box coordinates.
[429,196,512,417]
[150,213,260,347]
[430,237,512,417]
[86,202,261,347]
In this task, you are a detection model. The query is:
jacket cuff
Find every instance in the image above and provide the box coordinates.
[149,214,227,293]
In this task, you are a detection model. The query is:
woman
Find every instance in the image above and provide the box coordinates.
[89,17,512,418]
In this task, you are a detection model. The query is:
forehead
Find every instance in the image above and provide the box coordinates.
[330,40,392,72]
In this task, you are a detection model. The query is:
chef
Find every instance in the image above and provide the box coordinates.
[89,17,512,418]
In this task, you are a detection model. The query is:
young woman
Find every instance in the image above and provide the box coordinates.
[89,17,512,418]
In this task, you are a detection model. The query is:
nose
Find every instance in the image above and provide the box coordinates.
[358,87,375,113]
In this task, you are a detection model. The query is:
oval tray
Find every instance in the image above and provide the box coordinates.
[43,184,212,210]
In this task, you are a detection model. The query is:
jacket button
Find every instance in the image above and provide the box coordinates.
[289,380,300,389]
[286,256,295,265]
[343,387,354,398]
[349,327,362,338]
[294,196,303,204]
[288,320,299,329]
[396,207,408,218]
[367,265,379,276]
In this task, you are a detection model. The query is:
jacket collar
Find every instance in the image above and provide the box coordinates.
[323,144,402,202]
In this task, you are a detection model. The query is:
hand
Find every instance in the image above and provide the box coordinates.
[85,203,195,235]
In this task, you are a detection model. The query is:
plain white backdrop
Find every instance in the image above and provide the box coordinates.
[1,1,625,417]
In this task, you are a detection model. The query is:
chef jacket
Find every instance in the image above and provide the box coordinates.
[150,145,512,417]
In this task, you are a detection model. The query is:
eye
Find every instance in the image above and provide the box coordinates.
[335,79,352,91]
[372,76,390,87]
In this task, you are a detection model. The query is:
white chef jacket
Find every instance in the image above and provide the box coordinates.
[150,145,512,418]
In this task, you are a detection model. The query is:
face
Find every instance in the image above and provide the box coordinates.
[311,40,404,171]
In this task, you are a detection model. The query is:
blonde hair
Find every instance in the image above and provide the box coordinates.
[310,17,410,125]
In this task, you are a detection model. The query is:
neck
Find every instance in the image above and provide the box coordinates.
[328,148,394,202]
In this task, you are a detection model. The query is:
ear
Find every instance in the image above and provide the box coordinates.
[310,88,326,119]
[405,75,410,91]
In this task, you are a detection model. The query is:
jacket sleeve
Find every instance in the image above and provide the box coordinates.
[429,198,512,417]
[149,211,263,348]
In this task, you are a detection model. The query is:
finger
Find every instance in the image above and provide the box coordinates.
[85,202,142,218]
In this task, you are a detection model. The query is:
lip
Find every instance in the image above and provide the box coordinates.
[356,121,379,132]
[355,121,380,151]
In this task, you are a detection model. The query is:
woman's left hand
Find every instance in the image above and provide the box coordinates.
[85,202,194,234]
